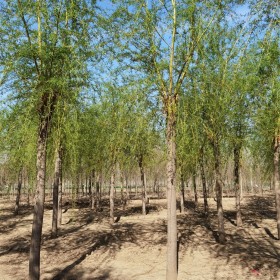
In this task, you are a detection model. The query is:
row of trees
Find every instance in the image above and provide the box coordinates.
[0,1,279,280]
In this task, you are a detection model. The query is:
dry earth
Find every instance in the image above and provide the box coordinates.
[0,194,280,280]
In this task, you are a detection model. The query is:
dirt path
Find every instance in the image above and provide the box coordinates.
[0,195,279,279]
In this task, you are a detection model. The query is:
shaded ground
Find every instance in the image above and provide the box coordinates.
[0,194,279,279]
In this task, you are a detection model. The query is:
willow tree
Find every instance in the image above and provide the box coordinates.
[123,85,159,215]
[188,0,258,242]
[244,0,280,238]
[253,37,280,238]
[5,105,37,215]
[108,0,225,278]
[0,1,96,279]
[226,55,258,227]
[0,102,37,214]
[92,84,134,223]
[49,97,77,237]
[77,104,102,209]
[177,89,200,212]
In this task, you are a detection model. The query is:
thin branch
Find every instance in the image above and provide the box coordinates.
[17,0,40,76]
[143,1,167,96]
[175,7,219,92]
[168,0,176,96]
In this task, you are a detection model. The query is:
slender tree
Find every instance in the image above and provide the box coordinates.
[51,143,62,238]
[0,1,96,278]
[109,0,230,276]
[253,38,280,239]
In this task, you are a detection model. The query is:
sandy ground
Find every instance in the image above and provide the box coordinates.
[0,194,280,280]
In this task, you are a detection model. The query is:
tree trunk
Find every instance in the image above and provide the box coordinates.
[14,168,23,215]
[99,171,103,198]
[91,170,96,210]
[199,149,208,215]
[96,174,100,210]
[125,174,130,201]
[58,176,62,227]
[250,167,254,195]
[234,146,242,227]
[85,175,88,196]
[166,114,177,280]
[240,169,243,200]
[27,176,30,207]
[58,147,63,227]
[51,152,59,238]
[75,174,80,199]
[192,174,198,209]
[273,134,280,240]
[52,145,62,238]
[180,173,185,213]
[138,155,147,215]
[153,177,158,194]
[120,172,127,210]
[110,164,115,224]
[213,142,226,244]
[120,172,124,201]
[89,173,92,199]
[29,119,48,280]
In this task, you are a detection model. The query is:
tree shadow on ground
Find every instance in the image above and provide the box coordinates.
[218,228,280,278]
[244,195,276,220]
[1,195,280,279]
[0,236,30,256]
[47,195,279,279]
[0,204,33,234]
[178,209,279,278]
[239,195,278,240]
[62,198,163,228]
[47,218,167,279]
[123,204,160,216]
[50,267,126,280]
[180,200,197,210]
[224,211,237,226]
[51,234,112,280]
[178,194,280,269]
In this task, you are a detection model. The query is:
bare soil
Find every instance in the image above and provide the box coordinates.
[0,194,280,280]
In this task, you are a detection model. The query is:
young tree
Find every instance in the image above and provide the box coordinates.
[0,1,96,278]
[51,143,62,238]
[108,0,234,276]
[0,104,37,215]
[124,86,159,215]
[253,38,280,238]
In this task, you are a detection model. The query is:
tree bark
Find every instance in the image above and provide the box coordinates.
[88,173,92,198]
[58,147,63,227]
[120,172,126,210]
[14,168,23,215]
[199,148,208,215]
[75,175,80,199]
[273,134,280,240]
[192,174,198,209]
[85,175,88,196]
[138,155,147,215]
[166,114,177,280]
[110,164,115,224]
[250,167,254,195]
[234,146,242,227]
[52,145,62,238]
[29,118,48,280]
[180,173,185,213]
[125,174,130,200]
[96,174,100,210]
[27,177,30,207]
[213,142,226,244]
[91,170,96,210]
